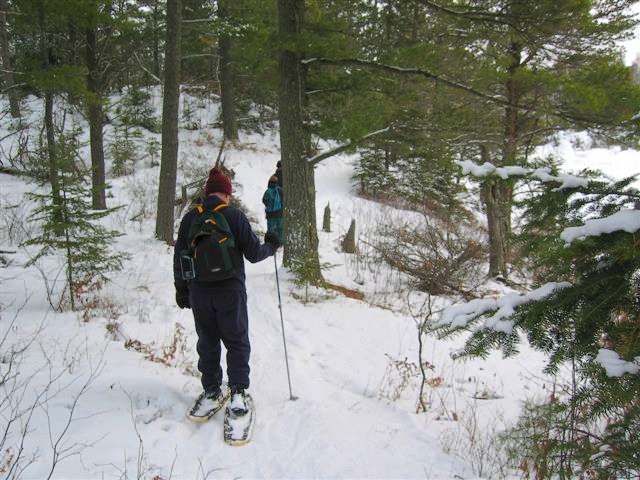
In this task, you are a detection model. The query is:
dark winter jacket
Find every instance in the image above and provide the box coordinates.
[174,195,275,292]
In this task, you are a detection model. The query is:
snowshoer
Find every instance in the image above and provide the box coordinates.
[174,167,281,423]
[262,175,284,244]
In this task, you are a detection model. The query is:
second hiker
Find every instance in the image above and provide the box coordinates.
[262,175,284,244]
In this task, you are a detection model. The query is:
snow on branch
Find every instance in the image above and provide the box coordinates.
[457,160,640,242]
[530,167,589,189]
[435,282,572,334]
[560,209,640,244]
[455,160,589,190]
[442,161,640,377]
[438,160,640,378]
[594,349,640,377]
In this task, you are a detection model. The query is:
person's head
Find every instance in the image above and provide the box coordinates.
[205,167,232,202]
[268,175,278,186]
[276,161,282,170]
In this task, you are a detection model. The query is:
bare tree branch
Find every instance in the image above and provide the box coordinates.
[412,0,518,27]
[133,53,161,85]
[303,57,508,107]
[307,126,391,166]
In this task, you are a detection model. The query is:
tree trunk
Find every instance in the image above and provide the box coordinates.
[44,91,64,235]
[155,0,182,243]
[481,40,521,279]
[38,4,63,235]
[480,141,513,279]
[0,0,20,117]
[218,0,238,141]
[86,25,107,210]
[277,0,321,281]
[480,178,511,278]
[152,0,161,79]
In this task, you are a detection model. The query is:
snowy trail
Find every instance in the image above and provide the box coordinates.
[0,177,482,480]
[227,260,456,479]
[147,255,434,478]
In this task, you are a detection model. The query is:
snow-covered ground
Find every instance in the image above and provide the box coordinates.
[0,93,637,479]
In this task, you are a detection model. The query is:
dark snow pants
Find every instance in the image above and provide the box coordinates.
[189,283,250,392]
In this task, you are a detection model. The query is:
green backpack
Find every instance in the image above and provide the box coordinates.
[180,203,242,282]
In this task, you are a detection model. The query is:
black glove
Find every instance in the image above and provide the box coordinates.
[175,288,191,309]
[264,231,281,250]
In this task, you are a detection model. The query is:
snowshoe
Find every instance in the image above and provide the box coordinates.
[187,388,229,422]
[223,389,255,445]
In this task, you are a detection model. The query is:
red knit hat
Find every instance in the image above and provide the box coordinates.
[205,167,232,196]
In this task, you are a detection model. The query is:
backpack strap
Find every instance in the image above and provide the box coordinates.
[194,202,228,213]
[189,203,231,246]
[200,204,228,229]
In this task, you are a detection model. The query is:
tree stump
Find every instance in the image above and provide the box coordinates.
[342,219,357,253]
[322,202,331,232]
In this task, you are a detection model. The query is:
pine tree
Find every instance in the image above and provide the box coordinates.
[303,0,640,279]
[22,132,128,311]
[427,0,640,277]
[512,173,640,477]
[434,166,640,477]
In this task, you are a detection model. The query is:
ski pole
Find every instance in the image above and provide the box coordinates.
[274,251,298,401]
